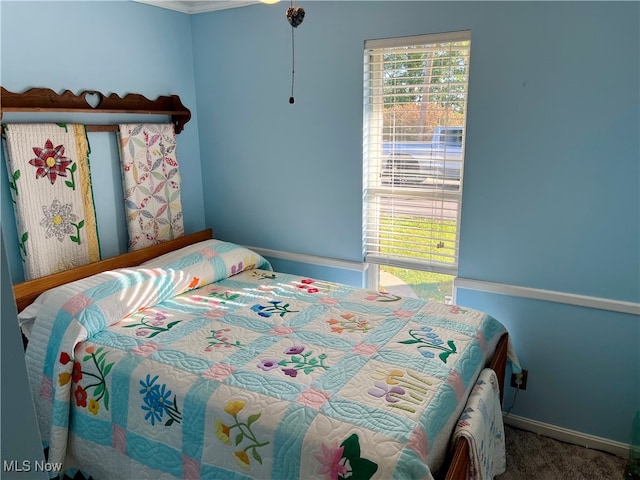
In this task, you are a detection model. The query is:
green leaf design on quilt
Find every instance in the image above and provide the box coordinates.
[339,434,378,480]
[9,170,20,200]
[215,400,269,469]
[18,231,28,261]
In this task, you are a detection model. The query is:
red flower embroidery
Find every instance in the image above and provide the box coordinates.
[297,279,319,294]
[60,352,71,365]
[74,386,88,407]
[29,139,72,184]
[72,361,83,382]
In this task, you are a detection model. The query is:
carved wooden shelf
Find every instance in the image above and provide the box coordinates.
[0,87,191,133]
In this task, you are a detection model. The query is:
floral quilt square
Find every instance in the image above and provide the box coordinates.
[113,308,189,340]
[301,308,388,343]
[386,321,472,366]
[335,358,441,422]
[171,320,262,361]
[202,384,289,475]
[127,361,198,450]
[253,339,345,386]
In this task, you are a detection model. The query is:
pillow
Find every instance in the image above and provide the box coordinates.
[19,239,272,340]
[140,238,272,279]
[139,239,221,268]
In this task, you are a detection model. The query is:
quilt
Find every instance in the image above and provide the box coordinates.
[2,123,100,279]
[23,240,507,480]
[118,123,184,251]
[452,368,506,480]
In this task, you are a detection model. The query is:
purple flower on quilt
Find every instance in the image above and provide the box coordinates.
[257,359,280,371]
[150,311,167,326]
[231,262,243,275]
[367,381,405,403]
[136,329,150,337]
[258,348,328,380]
[284,345,305,355]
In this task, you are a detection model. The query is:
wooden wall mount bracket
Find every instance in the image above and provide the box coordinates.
[0,87,192,133]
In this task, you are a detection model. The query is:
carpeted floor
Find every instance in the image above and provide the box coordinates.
[497,425,628,480]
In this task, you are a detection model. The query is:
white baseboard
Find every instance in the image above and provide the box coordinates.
[503,413,629,459]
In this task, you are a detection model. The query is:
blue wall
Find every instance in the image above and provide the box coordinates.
[1,229,47,479]
[190,1,639,445]
[1,0,638,449]
[0,0,206,282]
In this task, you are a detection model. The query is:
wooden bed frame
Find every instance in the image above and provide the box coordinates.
[12,229,508,480]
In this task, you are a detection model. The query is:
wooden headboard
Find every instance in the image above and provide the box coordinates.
[13,229,213,313]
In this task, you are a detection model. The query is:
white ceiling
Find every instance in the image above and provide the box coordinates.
[134,1,261,14]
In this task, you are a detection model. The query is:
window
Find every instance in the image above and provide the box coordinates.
[363,31,471,303]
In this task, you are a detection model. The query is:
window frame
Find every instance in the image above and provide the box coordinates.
[362,31,471,294]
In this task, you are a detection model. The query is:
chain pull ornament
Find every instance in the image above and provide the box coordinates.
[286,2,305,104]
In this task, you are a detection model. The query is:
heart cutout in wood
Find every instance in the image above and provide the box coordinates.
[83,91,102,109]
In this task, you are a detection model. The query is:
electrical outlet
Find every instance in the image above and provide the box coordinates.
[510,369,528,390]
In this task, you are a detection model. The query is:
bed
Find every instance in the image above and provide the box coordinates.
[14,229,509,480]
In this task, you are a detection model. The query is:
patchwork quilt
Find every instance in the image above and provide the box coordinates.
[118,123,184,251]
[23,240,507,480]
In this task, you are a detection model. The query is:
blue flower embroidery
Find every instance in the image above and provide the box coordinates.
[139,374,182,426]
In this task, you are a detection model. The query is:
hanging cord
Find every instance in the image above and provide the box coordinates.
[290,21,295,104]
[504,381,521,417]
[285,0,304,104]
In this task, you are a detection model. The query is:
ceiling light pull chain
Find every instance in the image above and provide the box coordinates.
[290,20,295,104]
[285,0,305,104]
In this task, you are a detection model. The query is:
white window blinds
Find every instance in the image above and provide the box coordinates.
[363,31,471,276]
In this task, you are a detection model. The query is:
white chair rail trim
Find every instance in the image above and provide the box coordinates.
[245,245,639,316]
[244,246,366,272]
[455,277,640,316]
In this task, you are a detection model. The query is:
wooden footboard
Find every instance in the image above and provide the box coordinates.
[445,332,509,480]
